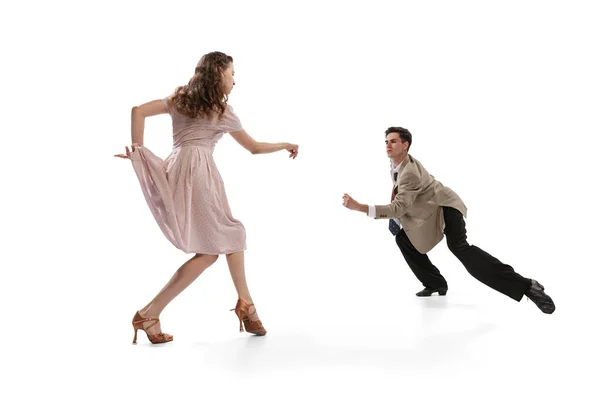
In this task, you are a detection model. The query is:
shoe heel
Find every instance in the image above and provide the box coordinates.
[236,313,244,332]
[132,327,138,345]
[439,289,447,296]
[231,308,244,332]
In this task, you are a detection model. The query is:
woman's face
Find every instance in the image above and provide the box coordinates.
[222,63,235,95]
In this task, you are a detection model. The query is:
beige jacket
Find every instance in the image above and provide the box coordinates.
[375,154,467,254]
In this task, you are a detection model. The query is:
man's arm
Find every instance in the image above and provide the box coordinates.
[342,168,423,217]
[373,171,422,219]
[342,194,369,214]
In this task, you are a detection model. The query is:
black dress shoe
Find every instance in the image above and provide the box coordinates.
[416,287,448,297]
[525,279,555,314]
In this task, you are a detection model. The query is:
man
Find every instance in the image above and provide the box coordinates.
[342,127,555,314]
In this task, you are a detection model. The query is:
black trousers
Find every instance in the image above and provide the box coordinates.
[395,207,531,301]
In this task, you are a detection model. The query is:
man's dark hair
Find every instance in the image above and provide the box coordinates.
[385,127,412,151]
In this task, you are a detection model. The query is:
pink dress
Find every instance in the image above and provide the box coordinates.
[129,98,246,255]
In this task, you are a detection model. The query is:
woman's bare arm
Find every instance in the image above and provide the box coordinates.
[131,100,169,146]
[229,129,298,158]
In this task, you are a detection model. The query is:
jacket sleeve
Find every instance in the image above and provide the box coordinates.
[374,171,422,219]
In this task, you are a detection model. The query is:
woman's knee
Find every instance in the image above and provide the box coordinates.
[194,253,219,264]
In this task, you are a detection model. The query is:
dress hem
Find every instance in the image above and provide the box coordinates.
[179,246,247,255]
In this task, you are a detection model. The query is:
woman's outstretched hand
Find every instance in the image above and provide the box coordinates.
[286,143,299,159]
[114,145,135,159]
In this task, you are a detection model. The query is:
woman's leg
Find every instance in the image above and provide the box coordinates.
[138,253,219,334]
[226,251,260,321]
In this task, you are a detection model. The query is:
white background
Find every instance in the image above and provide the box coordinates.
[2,0,599,399]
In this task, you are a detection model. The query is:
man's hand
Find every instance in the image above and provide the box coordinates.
[342,193,362,211]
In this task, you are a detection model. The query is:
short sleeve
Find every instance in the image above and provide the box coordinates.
[161,97,172,115]
[220,104,243,132]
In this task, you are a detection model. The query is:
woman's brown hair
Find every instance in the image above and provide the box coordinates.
[171,51,233,119]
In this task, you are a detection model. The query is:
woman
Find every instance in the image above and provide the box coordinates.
[115,51,299,344]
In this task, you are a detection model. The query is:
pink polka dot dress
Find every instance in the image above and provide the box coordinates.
[129,98,246,254]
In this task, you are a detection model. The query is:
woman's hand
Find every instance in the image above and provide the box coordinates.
[114,145,135,159]
[286,143,299,159]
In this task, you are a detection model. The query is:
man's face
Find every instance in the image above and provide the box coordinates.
[385,132,407,159]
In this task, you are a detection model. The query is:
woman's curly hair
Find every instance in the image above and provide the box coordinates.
[171,52,233,119]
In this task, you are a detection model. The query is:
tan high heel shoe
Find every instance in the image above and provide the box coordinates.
[131,311,173,345]
[230,299,267,336]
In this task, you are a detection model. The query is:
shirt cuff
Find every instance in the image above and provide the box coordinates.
[367,205,376,218]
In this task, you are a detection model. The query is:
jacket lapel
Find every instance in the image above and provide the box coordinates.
[393,155,411,187]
